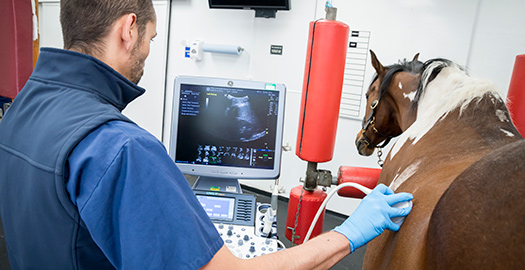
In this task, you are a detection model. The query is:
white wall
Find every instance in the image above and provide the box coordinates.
[467,0,525,97]
[38,0,525,215]
[163,0,525,215]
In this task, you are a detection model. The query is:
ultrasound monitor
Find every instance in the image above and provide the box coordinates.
[169,76,286,193]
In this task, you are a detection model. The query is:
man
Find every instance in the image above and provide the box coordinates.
[0,0,413,269]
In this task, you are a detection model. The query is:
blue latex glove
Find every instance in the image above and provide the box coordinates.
[333,184,413,252]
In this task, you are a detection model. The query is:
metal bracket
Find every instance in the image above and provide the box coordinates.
[303,162,333,191]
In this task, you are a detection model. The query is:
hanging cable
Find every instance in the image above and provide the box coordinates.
[303,182,372,243]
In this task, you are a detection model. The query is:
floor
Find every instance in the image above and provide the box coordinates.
[0,184,366,270]
[0,218,8,270]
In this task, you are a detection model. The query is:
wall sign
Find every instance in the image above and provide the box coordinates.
[270,45,283,55]
[340,30,371,119]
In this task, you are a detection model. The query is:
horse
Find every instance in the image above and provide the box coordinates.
[355,50,525,269]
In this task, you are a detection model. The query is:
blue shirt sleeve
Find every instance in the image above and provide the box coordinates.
[66,121,223,270]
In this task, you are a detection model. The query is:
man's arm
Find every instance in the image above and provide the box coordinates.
[202,231,349,270]
[202,184,413,269]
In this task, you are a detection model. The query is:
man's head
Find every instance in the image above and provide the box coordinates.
[60,0,157,84]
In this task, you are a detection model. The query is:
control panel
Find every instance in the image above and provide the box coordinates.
[214,223,278,259]
[194,190,280,258]
[194,190,256,226]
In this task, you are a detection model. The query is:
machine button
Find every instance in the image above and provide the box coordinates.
[227,230,233,236]
[225,239,232,244]
[228,225,234,230]
[218,224,224,229]
[238,240,243,246]
[249,246,256,253]
[243,235,250,241]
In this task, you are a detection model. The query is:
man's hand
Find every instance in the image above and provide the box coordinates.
[333,184,413,252]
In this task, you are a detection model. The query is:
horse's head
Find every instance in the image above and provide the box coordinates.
[355,50,423,156]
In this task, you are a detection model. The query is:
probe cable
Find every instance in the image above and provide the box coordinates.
[302,182,372,243]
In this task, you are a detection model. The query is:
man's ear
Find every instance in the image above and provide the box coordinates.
[121,13,137,51]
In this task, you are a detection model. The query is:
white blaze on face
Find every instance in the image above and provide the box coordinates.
[500,128,515,137]
[389,160,421,191]
[495,109,510,123]
[403,91,416,102]
[400,81,417,101]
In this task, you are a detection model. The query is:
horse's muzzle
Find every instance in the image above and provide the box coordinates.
[355,130,375,156]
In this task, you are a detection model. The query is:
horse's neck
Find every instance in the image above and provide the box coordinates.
[390,66,515,159]
[382,67,521,189]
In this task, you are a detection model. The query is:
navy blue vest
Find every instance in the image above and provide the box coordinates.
[0,48,145,269]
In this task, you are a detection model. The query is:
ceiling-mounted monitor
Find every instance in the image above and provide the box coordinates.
[208,0,290,18]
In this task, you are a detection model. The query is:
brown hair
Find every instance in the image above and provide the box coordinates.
[60,0,155,56]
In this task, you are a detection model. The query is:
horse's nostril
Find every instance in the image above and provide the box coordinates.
[355,137,365,148]
[356,140,366,152]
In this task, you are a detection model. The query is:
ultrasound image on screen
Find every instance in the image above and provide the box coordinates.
[176,84,279,169]
[205,94,266,142]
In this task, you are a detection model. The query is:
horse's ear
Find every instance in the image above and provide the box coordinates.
[370,50,386,76]
[413,53,420,62]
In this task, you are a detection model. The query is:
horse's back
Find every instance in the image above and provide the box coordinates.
[426,139,525,269]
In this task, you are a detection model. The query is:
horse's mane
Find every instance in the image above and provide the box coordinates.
[372,57,471,110]
[413,58,467,109]
[372,55,503,115]
[388,57,501,159]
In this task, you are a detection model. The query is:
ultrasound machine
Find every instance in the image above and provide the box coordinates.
[169,76,286,258]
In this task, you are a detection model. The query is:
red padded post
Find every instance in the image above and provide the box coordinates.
[285,186,327,245]
[337,166,381,198]
[0,0,33,99]
[507,54,525,137]
[296,19,349,163]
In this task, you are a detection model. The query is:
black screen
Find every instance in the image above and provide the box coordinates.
[175,84,280,170]
[209,0,290,9]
